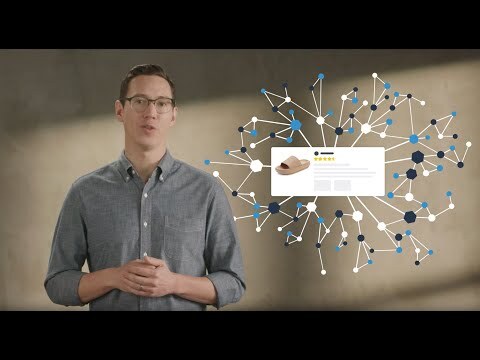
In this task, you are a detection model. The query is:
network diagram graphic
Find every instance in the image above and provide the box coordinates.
[203,72,472,275]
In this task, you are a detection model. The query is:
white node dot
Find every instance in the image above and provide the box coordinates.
[285,96,291,103]
[372,73,378,78]
[466,141,472,147]
[277,227,282,232]
[353,267,359,273]
[415,248,421,254]
[213,171,219,177]
[361,123,372,134]
[256,227,261,232]
[363,100,369,106]
[321,270,327,276]
[233,216,237,221]
[380,132,386,138]
[341,231,348,238]
[428,214,436,222]
[316,116,325,125]
[423,170,430,177]
[420,101,426,106]
[352,210,363,222]
[438,134,444,139]
[297,236,303,242]
[449,203,455,209]
[341,95,347,101]
[377,222,386,231]
[250,143,256,149]
[325,229,331,234]
[251,116,258,122]
[405,193,414,202]
[250,192,255,197]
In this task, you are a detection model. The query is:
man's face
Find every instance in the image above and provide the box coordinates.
[115,75,177,151]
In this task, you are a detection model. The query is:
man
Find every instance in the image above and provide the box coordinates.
[44,64,246,310]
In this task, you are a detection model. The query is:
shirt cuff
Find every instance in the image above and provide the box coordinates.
[206,271,244,309]
[45,270,88,307]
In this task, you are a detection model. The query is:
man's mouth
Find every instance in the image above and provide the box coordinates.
[142,125,156,130]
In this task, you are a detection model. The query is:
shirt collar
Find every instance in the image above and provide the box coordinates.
[118,149,175,183]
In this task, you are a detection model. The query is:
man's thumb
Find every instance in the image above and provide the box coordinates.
[144,255,164,267]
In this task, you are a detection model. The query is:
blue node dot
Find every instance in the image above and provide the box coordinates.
[446,191,452,197]
[368,259,373,265]
[437,165,443,171]
[250,129,257,137]
[335,246,340,252]
[394,91,399,97]
[425,135,431,140]
[296,202,302,208]
[352,97,358,104]
[421,202,428,208]
[253,203,260,210]
[287,231,292,236]
[452,111,457,117]
[428,250,434,255]
[327,109,334,116]
[253,212,260,219]
[387,192,394,199]
[386,118,393,125]
[286,137,293,143]
[409,134,419,144]
[260,88,266,94]
[318,73,325,79]
[405,230,412,236]
[348,127,354,134]
[450,145,455,151]
[289,109,294,115]
[396,247,403,253]
[290,119,302,131]
[393,173,399,179]
[384,83,391,89]
[317,217,324,224]
[224,150,230,155]
[204,160,210,165]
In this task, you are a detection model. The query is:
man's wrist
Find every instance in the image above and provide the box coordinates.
[171,273,182,296]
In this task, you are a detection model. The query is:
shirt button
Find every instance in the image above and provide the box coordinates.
[144,193,148,198]
[160,175,164,181]
[126,176,130,181]
[143,221,148,227]
[132,170,136,174]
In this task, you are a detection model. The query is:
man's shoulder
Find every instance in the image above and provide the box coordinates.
[70,160,118,190]
[173,158,218,187]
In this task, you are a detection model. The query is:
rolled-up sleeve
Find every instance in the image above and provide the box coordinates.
[44,183,88,306]
[205,181,246,309]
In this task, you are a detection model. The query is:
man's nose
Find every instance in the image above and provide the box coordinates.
[144,101,157,117]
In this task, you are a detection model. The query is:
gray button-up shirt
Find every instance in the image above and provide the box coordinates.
[44,149,246,310]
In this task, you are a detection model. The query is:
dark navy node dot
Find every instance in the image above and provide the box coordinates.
[353,87,359,92]
[272,106,278,112]
[406,169,417,180]
[385,95,390,99]
[349,113,355,119]
[283,82,288,88]
[390,105,396,111]
[309,85,314,91]
[431,119,437,125]
[314,151,319,156]
[393,172,399,179]
[450,145,456,151]
[409,134,419,144]
[224,150,230,155]
[293,216,299,222]
[204,159,210,165]
[238,126,244,132]
[452,111,457,117]
[457,161,464,168]
[453,134,458,139]
[368,259,373,265]
[261,88,266,94]
[358,234,365,242]
[407,94,412,98]
[240,147,247,153]
[387,192,394,199]
[396,247,403,253]
[343,241,348,246]
[384,83,391,89]
[315,243,321,248]
[395,233,403,241]
[287,231,292,236]
[286,137,293,143]
[370,104,377,111]
[428,250,433,255]
[348,127,354,134]
[386,118,393,125]
[352,98,358,104]
[415,260,420,266]
[290,119,302,130]
[404,211,417,224]
[250,129,257,137]
[370,248,375,253]
[270,132,276,138]
[411,150,424,164]
[405,230,412,236]
[437,151,445,158]
[421,202,428,208]
[318,73,325,79]
[335,210,344,218]
[284,242,289,247]
[288,109,294,115]
[232,191,238,197]
[437,165,443,171]
[394,91,399,97]
[335,127,344,135]
[317,217,324,224]
[446,191,452,197]
[268,202,281,214]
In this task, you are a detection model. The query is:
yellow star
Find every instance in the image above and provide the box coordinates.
[323,157,327,161]
[328,157,331,161]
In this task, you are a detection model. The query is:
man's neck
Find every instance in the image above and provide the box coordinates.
[124,144,166,184]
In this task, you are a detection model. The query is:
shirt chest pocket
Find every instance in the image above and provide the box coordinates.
[164,215,204,261]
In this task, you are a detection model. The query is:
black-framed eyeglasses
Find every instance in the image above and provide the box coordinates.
[122,95,175,114]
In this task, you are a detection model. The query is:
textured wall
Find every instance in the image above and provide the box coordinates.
[0,49,478,310]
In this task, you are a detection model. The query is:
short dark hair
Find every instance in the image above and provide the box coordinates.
[119,64,176,106]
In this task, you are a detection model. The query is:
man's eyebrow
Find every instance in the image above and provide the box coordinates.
[129,93,172,99]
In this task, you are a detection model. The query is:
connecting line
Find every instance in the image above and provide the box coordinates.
[312,90,319,116]
[290,101,318,118]
[355,197,380,223]
[259,213,271,228]
[393,178,408,193]
[237,171,253,191]
[298,130,313,147]
[210,161,251,166]
[373,196,405,215]
[256,119,291,126]
[418,142,437,154]
[229,153,251,164]
[217,175,233,192]
[385,140,410,152]
[385,157,413,164]
[347,196,356,211]
[356,241,361,268]
[300,212,311,237]
[279,210,292,218]
[351,132,364,147]
[321,125,326,148]
[279,196,294,206]
[408,99,414,134]
[441,115,454,135]
[237,195,254,206]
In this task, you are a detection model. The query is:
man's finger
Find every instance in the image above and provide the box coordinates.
[128,265,156,277]
[143,255,165,267]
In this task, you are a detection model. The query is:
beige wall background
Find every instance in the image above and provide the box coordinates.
[0,49,479,310]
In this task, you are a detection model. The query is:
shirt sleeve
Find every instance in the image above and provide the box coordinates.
[204,181,246,309]
[44,183,88,306]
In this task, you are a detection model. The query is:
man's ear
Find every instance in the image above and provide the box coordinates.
[115,100,124,123]
[169,106,178,128]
